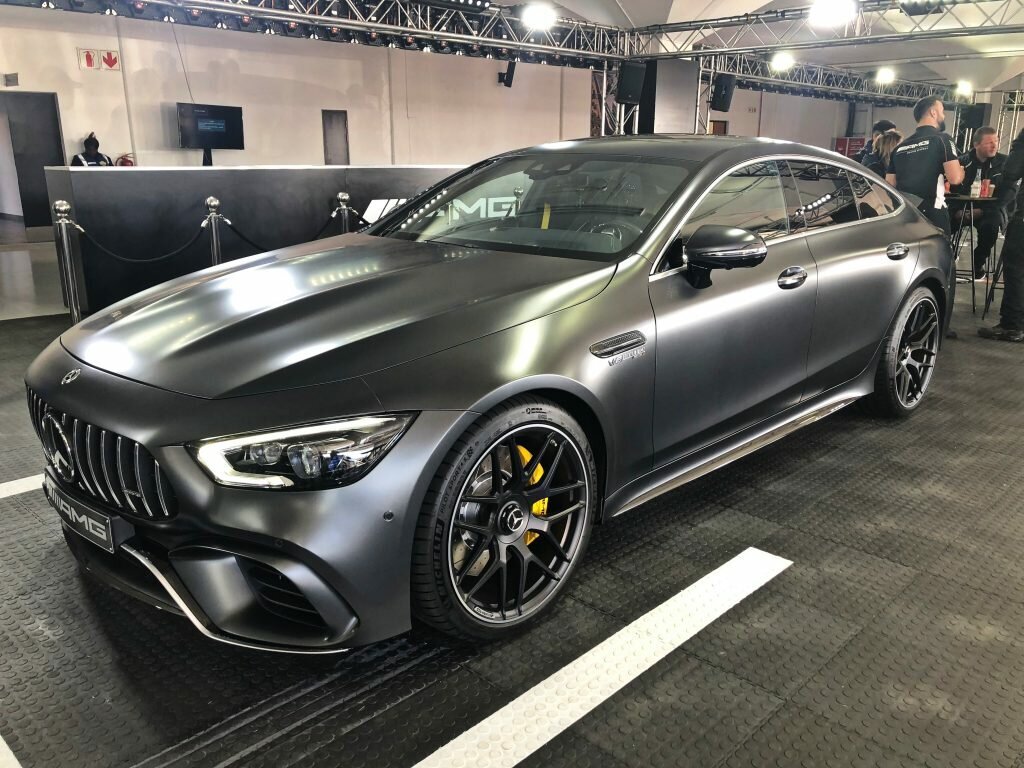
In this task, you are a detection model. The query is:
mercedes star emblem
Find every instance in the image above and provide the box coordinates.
[61,369,81,385]
[41,411,76,483]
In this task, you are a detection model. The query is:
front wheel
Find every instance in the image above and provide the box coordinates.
[865,286,941,417]
[411,397,596,640]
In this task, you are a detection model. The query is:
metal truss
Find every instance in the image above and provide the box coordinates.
[639,0,1024,57]
[0,0,643,62]
[701,53,955,105]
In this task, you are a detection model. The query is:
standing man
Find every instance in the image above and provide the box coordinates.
[951,126,1012,278]
[979,128,1024,343]
[856,119,897,166]
[887,96,964,336]
[70,133,113,167]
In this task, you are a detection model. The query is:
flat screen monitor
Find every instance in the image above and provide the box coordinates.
[177,103,244,150]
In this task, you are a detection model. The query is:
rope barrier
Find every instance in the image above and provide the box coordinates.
[224,221,269,253]
[80,225,206,264]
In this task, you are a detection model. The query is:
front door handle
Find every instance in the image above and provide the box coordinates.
[778,266,808,289]
[886,242,910,260]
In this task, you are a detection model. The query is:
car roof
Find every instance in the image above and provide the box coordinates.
[516,134,846,165]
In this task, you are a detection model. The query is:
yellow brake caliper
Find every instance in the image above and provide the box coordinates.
[517,445,547,546]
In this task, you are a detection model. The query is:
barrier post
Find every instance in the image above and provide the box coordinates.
[205,196,223,265]
[336,192,351,234]
[52,200,82,324]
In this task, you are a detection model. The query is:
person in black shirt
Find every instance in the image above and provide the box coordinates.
[950,127,1013,278]
[887,96,965,337]
[886,96,965,235]
[979,128,1024,343]
[856,119,897,167]
[70,133,113,167]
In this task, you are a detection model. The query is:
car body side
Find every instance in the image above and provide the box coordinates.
[25,139,952,648]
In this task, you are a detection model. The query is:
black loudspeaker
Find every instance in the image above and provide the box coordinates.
[710,73,737,112]
[498,61,516,88]
[961,102,992,131]
[616,61,647,105]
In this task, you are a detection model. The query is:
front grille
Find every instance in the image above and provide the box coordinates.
[26,387,178,520]
[244,562,328,630]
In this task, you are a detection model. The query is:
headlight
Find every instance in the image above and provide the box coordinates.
[190,414,415,490]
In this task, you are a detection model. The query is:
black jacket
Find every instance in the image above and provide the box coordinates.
[1004,130,1024,222]
[860,151,885,177]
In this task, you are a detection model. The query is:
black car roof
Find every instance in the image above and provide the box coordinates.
[517,134,845,165]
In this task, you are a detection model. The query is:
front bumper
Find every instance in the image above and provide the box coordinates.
[27,338,470,652]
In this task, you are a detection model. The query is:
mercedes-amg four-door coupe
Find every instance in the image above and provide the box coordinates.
[27,136,951,652]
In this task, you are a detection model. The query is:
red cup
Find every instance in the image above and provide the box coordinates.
[981,179,991,198]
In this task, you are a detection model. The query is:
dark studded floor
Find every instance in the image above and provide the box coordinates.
[1,295,1022,768]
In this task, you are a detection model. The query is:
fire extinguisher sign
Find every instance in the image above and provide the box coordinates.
[78,48,121,71]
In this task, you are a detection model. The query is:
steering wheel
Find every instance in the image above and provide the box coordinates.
[586,220,645,243]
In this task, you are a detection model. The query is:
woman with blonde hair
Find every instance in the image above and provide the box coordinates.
[866,130,902,177]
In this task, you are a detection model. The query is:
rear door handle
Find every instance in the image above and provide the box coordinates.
[778,266,808,289]
[886,242,910,260]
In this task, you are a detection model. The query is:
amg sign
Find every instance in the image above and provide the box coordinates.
[44,476,111,546]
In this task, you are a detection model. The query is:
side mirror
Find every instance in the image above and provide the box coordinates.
[684,225,768,270]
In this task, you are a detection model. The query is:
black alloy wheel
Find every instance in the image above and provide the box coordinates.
[868,286,941,417]
[412,397,596,639]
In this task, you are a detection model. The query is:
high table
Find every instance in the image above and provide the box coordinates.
[947,194,1004,313]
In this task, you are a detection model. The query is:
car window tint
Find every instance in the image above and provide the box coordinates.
[849,170,895,218]
[778,160,805,233]
[680,160,789,241]
[873,181,901,213]
[788,161,860,230]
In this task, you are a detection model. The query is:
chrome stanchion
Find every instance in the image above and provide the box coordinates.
[52,200,83,324]
[335,192,351,234]
[201,196,231,266]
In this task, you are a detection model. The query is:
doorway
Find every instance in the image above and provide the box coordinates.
[710,119,729,136]
[322,110,350,166]
[0,92,66,244]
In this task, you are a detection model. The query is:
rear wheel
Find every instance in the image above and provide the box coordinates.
[412,397,596,640]
[865,286,941,418]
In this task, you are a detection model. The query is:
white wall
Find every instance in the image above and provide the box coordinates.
[0,5,590,168]
[0,104,23,217]
[708,89,850,150]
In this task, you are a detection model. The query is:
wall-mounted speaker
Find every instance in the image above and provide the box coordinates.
[498,61,516,88]
[710,73,737,112]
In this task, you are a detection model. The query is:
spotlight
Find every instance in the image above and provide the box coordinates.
[41,1,57,8]
[188,7,200,19]
[215,19,228,29]
[521,2,556,30]
[956,80,973,96]
[103,5,117,14]
[239,14,251,26]
[808,0,857,29]
[875,67,896,85]
[770,51,795,71]
[163,12,176,22]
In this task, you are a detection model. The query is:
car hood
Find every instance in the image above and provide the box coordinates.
[61,234,616,399]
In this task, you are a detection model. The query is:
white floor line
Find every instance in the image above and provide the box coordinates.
[413,546,792,768]
[0,475,42,500]
[0,733,23,768]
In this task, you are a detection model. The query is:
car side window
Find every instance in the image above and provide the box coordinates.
[872,181,901,214]
[849,170,895,218]
[788,161,860,230]
[678,160,790,242]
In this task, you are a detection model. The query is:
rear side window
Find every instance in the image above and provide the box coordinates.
[849,170,897,218]
[787,161,860,230]
[680,160,789,241]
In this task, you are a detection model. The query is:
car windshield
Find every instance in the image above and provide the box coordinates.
[374,152,693,260]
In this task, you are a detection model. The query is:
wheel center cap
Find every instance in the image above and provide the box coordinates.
[498,502,526,535]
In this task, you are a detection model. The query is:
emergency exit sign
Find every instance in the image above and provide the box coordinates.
[78,49,121,71]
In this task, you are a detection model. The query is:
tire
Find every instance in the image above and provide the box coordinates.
[865,286,941,418]
[411,396,597,640]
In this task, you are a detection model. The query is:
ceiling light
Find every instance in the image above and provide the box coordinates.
[808,0,858,29]
[956,80,973,95]
[521,2,557,31]
[770,52,795,71]
[875,67,896,85]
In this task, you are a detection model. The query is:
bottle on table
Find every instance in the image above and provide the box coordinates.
[971,179,982,198]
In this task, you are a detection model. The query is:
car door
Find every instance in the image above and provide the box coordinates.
[788,161,919,398]
[648,159,817,468]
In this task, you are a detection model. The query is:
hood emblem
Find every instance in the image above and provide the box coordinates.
[61,369,82,385]
[41,411,76,483]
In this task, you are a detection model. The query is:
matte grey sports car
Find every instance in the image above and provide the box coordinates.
[26,136,952,653]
